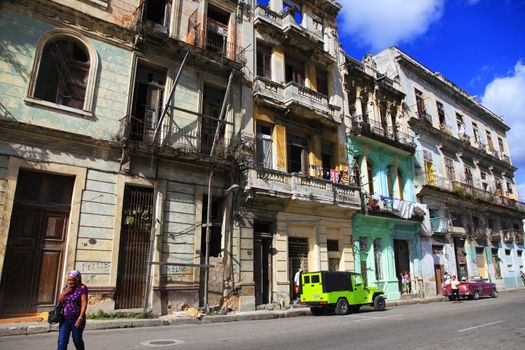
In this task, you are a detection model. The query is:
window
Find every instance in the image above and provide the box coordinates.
[423,150,435,185]
[311,275,320,283]
[472,122,480,142]
[327,239,339,252]
[256,124,273,168]
[287,134,308,173]
[367,160,374,194]
[436,101,445,125]
[374,238,383,281]
[456,113,465,135]
[481,171,489,191]
[387,165,394,197]
[144,0,171,28]
[311,13,323,35]
[130,63,167,141]
[445,157,455,181]
[415,89,426,117]
[316,70,328,96]
[201,84,226,155]
[28,30,98,115]
[321,143,334,180]
[506,181,514,194]
[486,130,494,152]
[397,168,404,200]
[495,177,503,194]
[464,166,473,186]
[498,137,505,155]
[206,4,230,54]
[256,44,272,79]
[285,57,305,85]
[451,213,463,227]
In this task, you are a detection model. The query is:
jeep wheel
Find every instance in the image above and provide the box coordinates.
[335,298,349,315]
[491,289,498,298]
[373,295,386,311]
[310,307,324,316]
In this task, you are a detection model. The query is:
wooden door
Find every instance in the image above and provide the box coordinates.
[0,170,72,315]
[434,264,443,295]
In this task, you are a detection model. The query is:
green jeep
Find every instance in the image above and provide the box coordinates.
[299,271,386,315]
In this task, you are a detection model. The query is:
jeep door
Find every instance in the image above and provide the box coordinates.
[351,274,369,304]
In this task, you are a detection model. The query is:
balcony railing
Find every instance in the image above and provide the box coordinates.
[118,114,251,162]
[503,230,514,243]
[489,229,501,243]
[283,81,331,115]
[246,167,360,207]
[352,117,414,147]
[365,195,421,220]
[421,174,525,213]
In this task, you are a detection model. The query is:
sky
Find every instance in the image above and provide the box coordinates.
[337,0,525,198]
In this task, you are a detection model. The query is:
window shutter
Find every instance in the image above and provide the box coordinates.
[145,87,162,128]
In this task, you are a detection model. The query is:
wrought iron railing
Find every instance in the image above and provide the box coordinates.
[352,117,414,147]
[187,28,244,64]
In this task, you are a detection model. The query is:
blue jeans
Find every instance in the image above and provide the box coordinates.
[57,318,85,350]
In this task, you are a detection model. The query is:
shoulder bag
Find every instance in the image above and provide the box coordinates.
[48,301,64,324]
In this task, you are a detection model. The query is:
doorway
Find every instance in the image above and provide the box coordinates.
[288,237,308,300]
[0,170,74,314]
[394,239,410,293]
[115,185,154,309]
[254,222,273,306]
[434,264,443,295]
[454,237,468,280]
[476,247,488,279]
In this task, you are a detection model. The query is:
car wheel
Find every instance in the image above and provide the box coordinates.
[373,295,386,311]
[335,298,349,315]
[310,307,324,316]
[473,291,480,300]
[491,289,498,298]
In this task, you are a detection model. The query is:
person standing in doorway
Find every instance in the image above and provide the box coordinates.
[401,271,410,294]
[57,270,88,350]
[294,267,303,302]
[450,275,461,303]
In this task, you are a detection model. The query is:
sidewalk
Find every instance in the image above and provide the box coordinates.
[0,289,520,337]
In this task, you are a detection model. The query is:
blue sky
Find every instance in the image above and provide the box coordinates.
[337,0,525,198]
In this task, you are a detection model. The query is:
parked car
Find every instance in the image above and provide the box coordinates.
[299,271,385,315]
[442,277,498,300]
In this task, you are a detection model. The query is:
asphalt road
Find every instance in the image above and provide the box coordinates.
[1,290,524,350]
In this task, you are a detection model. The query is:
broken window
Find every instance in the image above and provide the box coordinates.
[256,123,273,169]
[131,63,167,141]
[285,57,305,85]
[456,113,465,135]
[256,43,272,79]
[321,143,334,180]
[206,4,230,54]
[436,101,445,125]
[415,89,426,118]
[201,84,226,155]
[144,0,171,29]
[287,134,308,173]
[34,39,89,110]
[445,157,455,181]
[316,69,328,96]
[485,130,494,152]
[201,195,224,258]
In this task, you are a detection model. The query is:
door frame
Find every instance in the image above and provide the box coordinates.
[0,158,86,291]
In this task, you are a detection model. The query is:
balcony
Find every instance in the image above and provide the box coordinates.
[439,123,452,136]
[118,114,247,162]
[254,5,283,34]
[471,228,488,243]
[350,117,416,153]
[420,175,525,213]
[516,232,524,244]
[431,217,449,235]
[284,82,332,116]
[365,196,422,220]
[503,230,514,244]
[245,167,361,208]
[489,229,501,243]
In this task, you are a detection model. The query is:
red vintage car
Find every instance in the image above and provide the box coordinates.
[442,277,498,300]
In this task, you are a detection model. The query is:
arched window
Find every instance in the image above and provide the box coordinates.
[27,29,98,116]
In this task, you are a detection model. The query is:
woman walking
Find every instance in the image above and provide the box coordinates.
[57,270,88,350]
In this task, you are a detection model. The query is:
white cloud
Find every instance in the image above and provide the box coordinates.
[481,61,525,195]
[338,0,445,51]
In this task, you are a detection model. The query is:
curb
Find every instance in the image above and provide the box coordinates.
[1,288,522,337]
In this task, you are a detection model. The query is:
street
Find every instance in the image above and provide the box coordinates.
[1,290,524,350]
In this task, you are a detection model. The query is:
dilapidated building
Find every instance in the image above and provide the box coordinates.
[0,0,253,317]
[374,47,525,296]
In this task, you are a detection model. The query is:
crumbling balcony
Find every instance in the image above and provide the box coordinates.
[245,167,361,208]
[350,117,415,153]
[284,82,332,116]
[118,114,245,162]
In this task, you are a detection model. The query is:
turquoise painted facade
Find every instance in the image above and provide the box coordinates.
[347,136,421,300]
[0,10,133,141]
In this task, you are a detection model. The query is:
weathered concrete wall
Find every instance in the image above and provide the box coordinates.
[75,169,118,286]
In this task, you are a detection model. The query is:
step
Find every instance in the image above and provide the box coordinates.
[0,312,47,324]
